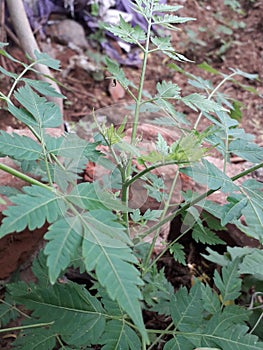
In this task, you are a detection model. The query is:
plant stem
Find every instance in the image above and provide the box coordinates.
[0,162,53,191]
[143,170,180,270]
[0,321,54,333]
[121,4,153,234]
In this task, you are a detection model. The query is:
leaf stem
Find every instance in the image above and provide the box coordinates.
[0,321,54,333]
[0,162,53,191]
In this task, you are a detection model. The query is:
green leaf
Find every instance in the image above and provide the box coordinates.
[105,16,146,44]
[12,84,62,129]
[208,324,263,350]
[237,179,263,241]
[169,243,186,265]
[152,4,183,13]
[66,182,129,212]
[8,279,106,347]
[198,62,221,75]
[100,320,141,350]
[156,133,169,155]
[214,258,242,304]
[13,328,57,350]
[143,267,174,316]
[192,223,225,245]
[0,131,42,160]
[82,224,147,341]
[153,14,195,27]
[156,80,181,99]
[181,159,239,193]
[0,186,64,237]
[229,139,263,163]
[0,295,20,327]
[33,50,61,70]
[44,217,83,284]
[221,196,248,226]
[238,249,263,277]
[182,93,225,113]
[200,283,221,314]
[170,282,203,332]
[22,78,65,98]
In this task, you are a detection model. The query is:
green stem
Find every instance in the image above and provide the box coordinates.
[0,162,53,191]
[8,61,37,99]
[121,5,154,234]
[0,321,54,333]
[143,170,180,270]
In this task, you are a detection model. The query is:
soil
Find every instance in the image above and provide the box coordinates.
[0,0,263,348]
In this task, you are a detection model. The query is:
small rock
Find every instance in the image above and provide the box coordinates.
[108,80,126,101]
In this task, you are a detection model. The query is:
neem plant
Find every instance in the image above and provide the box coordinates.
[0,1,263,349]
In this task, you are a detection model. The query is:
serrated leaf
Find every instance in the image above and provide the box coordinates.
[181,159,239,193]
[44,217,83,284]
[237,179,263,241]
[169,243,186,265]
[238,249,263,277]
[170,282,203,332]
[0,130,42,160]
[229,67,258,80]
[0,186,64,238]
[229,139,263,163]
[208,324,263,350]
[156,80,181,98]
[100,320,141,350]
[13,328,57,350]
[8,278,106,347]
[143,267,174,316]
[156,133,169,155]
[152,4,183,13]
[200,283,221,315]
[192,223,225,245]
[13,85,62,129]
[202,247,230,267]
[182,93,225,113]
[34,50,61,70]
[153,14,195,26]
[105,16,146,44]
[81,213,147,342]
[22,78,65,98]
[214,258,242,304]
